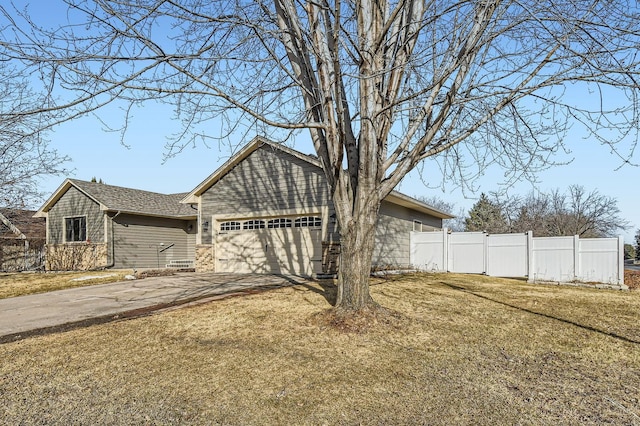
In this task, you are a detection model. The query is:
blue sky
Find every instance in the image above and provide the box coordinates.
[39,100,639,244]
[12,1,638,243]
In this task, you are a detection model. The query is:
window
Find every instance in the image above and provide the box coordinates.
[65,216,87,242]
[267,218,292,228]
[294,216,322,228]
[219,221,241,231]
[413,220,422,232]
[243,220,266,230]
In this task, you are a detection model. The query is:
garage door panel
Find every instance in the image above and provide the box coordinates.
[218,232,267,274]
[217,227,321,276]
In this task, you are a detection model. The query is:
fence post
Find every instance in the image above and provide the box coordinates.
[573,235,580,281]
[526,231,534,283]
[442,227,449,272]
[484,232,489,275]
[24,240,29,271]
[618,235,624,286]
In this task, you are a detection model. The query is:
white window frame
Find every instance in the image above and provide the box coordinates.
[294,216,322,228]
[267,218,292,228]
[243,220,266,230]
[219,221,242,232]
[64,215,87,242]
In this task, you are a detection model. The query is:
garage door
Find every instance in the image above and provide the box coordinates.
[216,217,322,276]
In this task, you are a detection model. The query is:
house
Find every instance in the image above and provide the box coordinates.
[36,137,453,274]
[34,181,197,270]
[0,209,46,271]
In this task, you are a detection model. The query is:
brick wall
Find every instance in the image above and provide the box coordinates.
[195,244,215,272]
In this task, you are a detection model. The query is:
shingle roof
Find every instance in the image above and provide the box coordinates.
[0,209,45,240]
[69,179,196,218]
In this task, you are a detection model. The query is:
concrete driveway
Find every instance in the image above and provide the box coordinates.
[0,272,307,343]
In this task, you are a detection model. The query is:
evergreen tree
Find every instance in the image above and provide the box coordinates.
[464,193,509,233]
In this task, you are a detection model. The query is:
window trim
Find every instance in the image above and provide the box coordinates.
[294,216,322,228]
[413,220,423,232]
[64,215,87,242]
[243,219,266,230]
[267,218,292,229]
[219,221,242,232]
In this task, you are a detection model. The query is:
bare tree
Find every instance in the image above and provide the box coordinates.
[1,1,639,312]
[0,63,68,209]
[510,186,628,237]
[418,195,465,232]
[547,186,628,237]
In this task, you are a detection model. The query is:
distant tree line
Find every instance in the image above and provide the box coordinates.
[423,185,629,238]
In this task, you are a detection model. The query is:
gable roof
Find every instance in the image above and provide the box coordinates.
[181,136,454,220]
[34,179,196,220]
[0,209,45,240]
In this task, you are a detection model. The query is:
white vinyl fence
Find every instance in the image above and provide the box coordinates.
[410,229,625,286]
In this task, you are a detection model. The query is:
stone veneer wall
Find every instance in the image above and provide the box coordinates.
[195,244,215,272]
[321,242,340,275]
[45,243,108,271]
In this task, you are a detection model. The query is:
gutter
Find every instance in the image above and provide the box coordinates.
[105,211,122,268]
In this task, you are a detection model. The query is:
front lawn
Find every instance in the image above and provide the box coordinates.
[1,273,638,424]
[0,270,135,299]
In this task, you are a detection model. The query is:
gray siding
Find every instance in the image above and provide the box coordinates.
[197,144,444,269]
[200,146,332,243]
[186,220,197,259]
[372,201,443,268]
[47,186,104,244]
[112,214,195,268]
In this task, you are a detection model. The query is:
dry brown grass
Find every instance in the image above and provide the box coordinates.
[1,273,639,425]
[625,269,640,290]
[0,269,134,299]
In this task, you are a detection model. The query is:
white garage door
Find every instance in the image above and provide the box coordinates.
[216,217,323,276]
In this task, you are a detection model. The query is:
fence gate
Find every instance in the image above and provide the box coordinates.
[448,232,485,274]
[486,233,529,277]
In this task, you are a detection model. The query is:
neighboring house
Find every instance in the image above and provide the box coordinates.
[34,181,197,270]
[0,209,46,271]
[36,136,453,274]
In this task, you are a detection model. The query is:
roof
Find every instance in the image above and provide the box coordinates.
[0,209,46,240]
[181,136,454,220]
[34,179,197,220]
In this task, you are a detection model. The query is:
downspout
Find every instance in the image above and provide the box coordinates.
[105,211,122,268]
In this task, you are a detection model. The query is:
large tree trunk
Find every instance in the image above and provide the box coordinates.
[335,199,380,311]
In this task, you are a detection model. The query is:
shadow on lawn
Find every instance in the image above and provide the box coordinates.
[287,277,337,306]
[441,282,640,346]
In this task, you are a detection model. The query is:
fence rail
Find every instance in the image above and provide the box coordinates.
[410,229,625,287]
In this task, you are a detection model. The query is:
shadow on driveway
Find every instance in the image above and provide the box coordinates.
[0,273,311,344]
